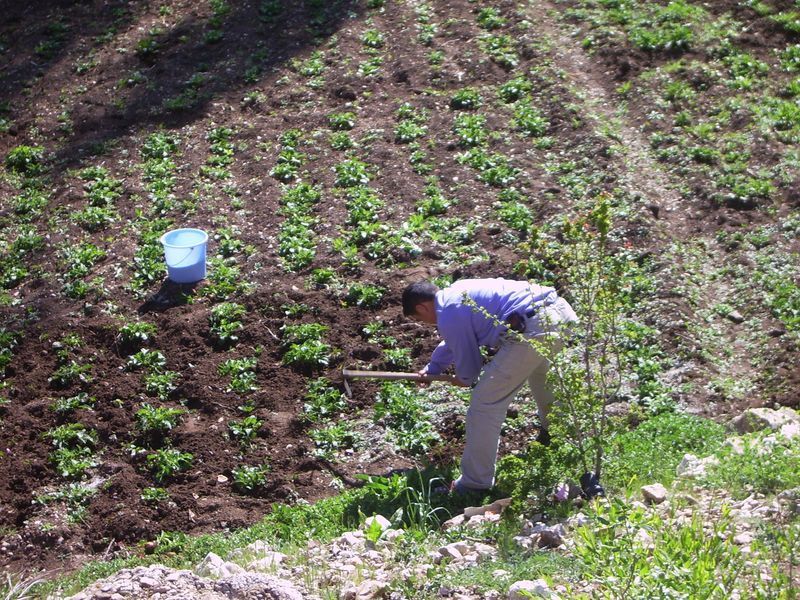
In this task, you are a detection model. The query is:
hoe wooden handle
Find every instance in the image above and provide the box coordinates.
[342,369,459,384]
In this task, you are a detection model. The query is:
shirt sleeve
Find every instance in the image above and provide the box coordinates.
[425,341,452,375]
[438,314,483,385]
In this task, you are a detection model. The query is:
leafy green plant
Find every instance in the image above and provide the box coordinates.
[141,487,170,504]
[5,145,45,176]
[232,464,270,493]
[228,415,264,445]
[219,357,258,393]
[453,113,488,147]
[126,349,167,373]
[479,34,518,69]
[345,283,385,308]
[117,321,158,349]
[328,112,356,131]
[51,393,96,416]
[309,423,360,459]
[477,7,506,30]
[136,403,185,435]
[374,382,438,455]
[497,76,533,103]
[209,302,246,347]
[303,378,347,423]
[362,29,385,48]
[334,159,370,187]
[145,447,193,482]
[449,88,482,110]
[144,371,179,400]
[514,100,549,137]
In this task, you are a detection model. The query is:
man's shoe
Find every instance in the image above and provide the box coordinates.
[537,427,551,447]
[579,471,605,499]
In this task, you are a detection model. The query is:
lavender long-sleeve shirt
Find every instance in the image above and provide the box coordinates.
[424,278,556,384]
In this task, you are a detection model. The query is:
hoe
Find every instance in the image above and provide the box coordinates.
[341,368,459,398]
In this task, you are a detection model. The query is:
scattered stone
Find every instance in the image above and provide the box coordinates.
[363,514,392,532]
[195,552,246,579]
[730,407,800,435]
[676,454,719,478]
[213,572,307,600]
[733,532,754,546]
[508,579,552,599]
[438,543,463,561]
[463,498,512,519]
[217,474,229,484]
[537,529,563,549]
[641,483,668,505]
[726,310,745,324]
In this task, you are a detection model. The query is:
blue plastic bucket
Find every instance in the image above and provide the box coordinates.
[159,228,208,283]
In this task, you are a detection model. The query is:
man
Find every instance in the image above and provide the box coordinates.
[402,277,578,494]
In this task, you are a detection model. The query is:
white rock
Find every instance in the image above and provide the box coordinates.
[194,552,245,579]
[442,514,466,530]
[493,569,510,578]
[339,531,365,547]
[723,437,746,454]
[363,514,392,532]
[463,498,512,519]
[438,544,463,561]
[676,454,719,478]
[730,407,799,434]
[247,552,287,571]
[734,532,754,545]
[227,540,274,563]
[509,579,552,599]
[641,483,668,504]
[780,421,800,440]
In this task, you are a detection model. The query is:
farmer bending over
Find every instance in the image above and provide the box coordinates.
[402,278,578,494]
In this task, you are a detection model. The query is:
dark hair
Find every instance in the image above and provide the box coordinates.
[402,281,439,316]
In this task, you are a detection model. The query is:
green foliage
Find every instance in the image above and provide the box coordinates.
[603,412,726,490]
[477,7,506,30]
[117,321,158,349]
[497,76,533,103]
[479,34,518,69]
[573,499,749,598]
[780,44,800,72]
[228,415,264,445]
[281,323,336,370]
[449,88,482,110]
[232,464,270,493]
[46,423,98,449]
[46,423,99,479]
[374,382,439,455]
[141,487,170,504]
[334,159,370,187]
[704,434,800,499]
[136,403,185,435]
[126,349,167,373]
[362,29,385,48]
[303,378,347,423]
[218,357,258,393]
[5,145,45,176]
[328,112,356,131]
[146,447,194,482]
[52,392,96,416]
[144,371,179,400]
[457,147,519,187]
[209,302,246,346]
[395,120,428,143]
[309,422,360,459]
[453,113,488,147]
[345,283,385,308]
[513,100,549,137]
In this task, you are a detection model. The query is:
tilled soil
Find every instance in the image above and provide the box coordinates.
[0,0,797,579]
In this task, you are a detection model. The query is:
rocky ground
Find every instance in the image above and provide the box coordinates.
[52,406,800,600]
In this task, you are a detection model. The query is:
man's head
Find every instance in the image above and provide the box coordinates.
[402,281,439,324]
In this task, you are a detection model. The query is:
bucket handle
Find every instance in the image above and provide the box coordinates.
[171,245,198,267]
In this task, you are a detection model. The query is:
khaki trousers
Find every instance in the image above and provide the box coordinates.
[455,297,577,490]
